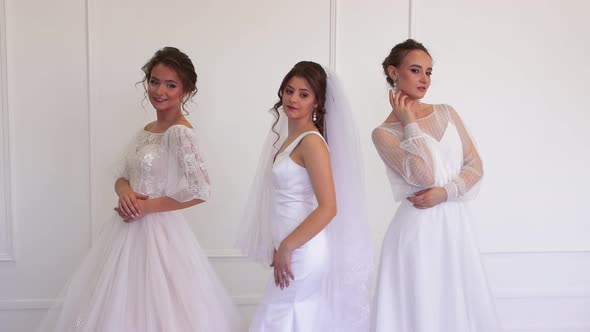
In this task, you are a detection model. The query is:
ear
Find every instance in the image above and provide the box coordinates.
[387,65,398,81]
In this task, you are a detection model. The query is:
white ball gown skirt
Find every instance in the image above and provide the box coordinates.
[36,211,244,332]
[371,200,500,332]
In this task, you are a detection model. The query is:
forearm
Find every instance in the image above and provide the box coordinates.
[280,206,336,251]
[114,177,130,195]
[144,196,204,214]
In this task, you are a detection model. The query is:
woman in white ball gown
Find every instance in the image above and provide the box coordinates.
[37,47,244,332]
[371,39,500,331]
[238,61,373,332]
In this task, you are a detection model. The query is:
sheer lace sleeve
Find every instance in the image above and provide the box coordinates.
[115,152,130,181]
[443,105,484,200]
[371,123,436,188]
[162,125,211,202]
[112,131,141,181]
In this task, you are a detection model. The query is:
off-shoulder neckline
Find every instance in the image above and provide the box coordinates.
[143,124,194,135]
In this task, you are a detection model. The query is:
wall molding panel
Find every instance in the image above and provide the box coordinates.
[0,0,15,262]
[329,0,338,69]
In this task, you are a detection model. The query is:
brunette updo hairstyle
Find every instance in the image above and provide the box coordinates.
[271,61,327,143]
[382,39,431,87]
[141,47,197,114]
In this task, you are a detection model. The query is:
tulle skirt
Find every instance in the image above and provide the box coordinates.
[37,211,244,332]
[371,200,500,332]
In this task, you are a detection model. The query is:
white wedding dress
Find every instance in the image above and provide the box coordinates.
[371,105,500,331]
[37,125,244,332]
[249,131,330,332]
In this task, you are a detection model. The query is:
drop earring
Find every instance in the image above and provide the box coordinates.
[312,111,317,122]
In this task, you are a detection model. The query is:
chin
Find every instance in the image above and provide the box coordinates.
[155,106,175,113]
[403,93,422,100]
[283,109,295,118]
[412,91,426,100]
[284,108,303,119]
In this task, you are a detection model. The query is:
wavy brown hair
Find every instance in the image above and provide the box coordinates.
[140,47,197,114]
[271,61,327,145]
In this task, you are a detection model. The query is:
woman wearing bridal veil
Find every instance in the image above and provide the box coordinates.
[237,61,373,331]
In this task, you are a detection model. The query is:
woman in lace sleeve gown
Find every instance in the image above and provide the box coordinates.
[36,47,244,332]
[370,39,500,331]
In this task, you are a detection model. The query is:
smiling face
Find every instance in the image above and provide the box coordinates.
[147,63,186,113]
[281,76,318,122]
[388,49,433,99]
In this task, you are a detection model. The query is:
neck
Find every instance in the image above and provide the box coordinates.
[156,109,183,127]
[287,117,316,137]
[398,90,423,105]
[406,96,422,105]
[405,97,424,111]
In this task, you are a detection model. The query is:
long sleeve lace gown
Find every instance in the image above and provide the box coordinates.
[371,105,500,332]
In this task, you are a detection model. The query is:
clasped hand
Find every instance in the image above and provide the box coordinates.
[114,187,149,223]
[407,187,447,209]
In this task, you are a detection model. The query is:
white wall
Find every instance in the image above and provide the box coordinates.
[1,0,589,331]
[0,0,13,263]
[0,0,91,330]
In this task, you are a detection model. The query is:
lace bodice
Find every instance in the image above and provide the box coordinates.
[372,104,483,201]
[119,125,210,202]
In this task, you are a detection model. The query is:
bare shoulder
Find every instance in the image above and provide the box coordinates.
[175,118,194,129]
[143,121,157,131]
[299,133,329,160]
[300,132,328,149]
[297,133,331,172]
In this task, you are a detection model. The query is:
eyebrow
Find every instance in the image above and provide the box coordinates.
[286,84,311,93]
[150,76,178,84]
[409,64,433,70]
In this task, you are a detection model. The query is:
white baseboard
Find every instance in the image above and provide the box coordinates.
[0,296,261,311]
